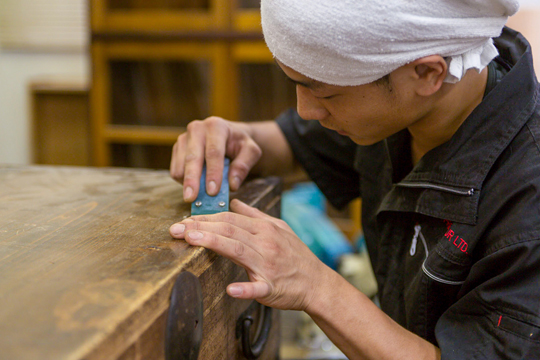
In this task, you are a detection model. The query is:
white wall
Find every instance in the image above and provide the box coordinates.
[519,0,540,8]
[0,49,89,164]
[507,4,540,77]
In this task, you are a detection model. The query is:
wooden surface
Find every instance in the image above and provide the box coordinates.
[0,165,281,360]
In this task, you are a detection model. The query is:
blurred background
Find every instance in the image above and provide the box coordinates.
[0,1,538,359]
[0,0,538,167]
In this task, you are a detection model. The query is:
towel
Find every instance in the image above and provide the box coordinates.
[261,0,520,86]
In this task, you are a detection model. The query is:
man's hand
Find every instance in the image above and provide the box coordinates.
[170,117,262,202]
[169,198,441,360]
[169,198,328,311]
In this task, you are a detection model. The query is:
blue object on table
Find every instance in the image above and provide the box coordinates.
[191,158,230,215]
[282,182,353,270]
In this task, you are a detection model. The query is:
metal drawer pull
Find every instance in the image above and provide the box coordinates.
[165,271,203,360]
[238,303,273,359]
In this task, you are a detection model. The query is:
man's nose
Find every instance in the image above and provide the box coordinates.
[296,86,330,121]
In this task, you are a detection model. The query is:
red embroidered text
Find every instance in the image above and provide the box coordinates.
[444,227,468,254]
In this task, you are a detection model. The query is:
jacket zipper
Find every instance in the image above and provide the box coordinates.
[396,182,475,196]
[410,224,421,256]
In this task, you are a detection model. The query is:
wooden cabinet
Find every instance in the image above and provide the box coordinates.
[0,165,281,359]
[91,0,296,168]
[31,79,91,166]
[91,41,232,168]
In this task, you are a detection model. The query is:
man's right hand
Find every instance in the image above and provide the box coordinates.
[170,116,262,203]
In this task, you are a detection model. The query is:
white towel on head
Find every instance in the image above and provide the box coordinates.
[261,0,520,86]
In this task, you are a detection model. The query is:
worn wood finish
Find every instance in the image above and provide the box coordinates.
[0,165,281,360]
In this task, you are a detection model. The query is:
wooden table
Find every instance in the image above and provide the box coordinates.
[0,165,281,360]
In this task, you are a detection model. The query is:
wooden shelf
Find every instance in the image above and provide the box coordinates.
[104,125,183,145]
[233,9,262,32]
[91,0,231,32]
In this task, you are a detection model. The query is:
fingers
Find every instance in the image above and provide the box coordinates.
[231,199,291,231]
[230,199,269,219]
[170,222,265,269]
[171,211,262,237]
[181,120,207,202]
[204,118,228,196]
[169,116,262,201]
[227,281,271,299]
[170,218,250,242]
[168,209,317,309]
[228,137,262,191]
[170,135,187,183]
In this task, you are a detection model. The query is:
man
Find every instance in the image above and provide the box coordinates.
[169,0,540,358]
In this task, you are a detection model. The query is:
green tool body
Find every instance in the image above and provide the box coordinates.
[190,158,230,215]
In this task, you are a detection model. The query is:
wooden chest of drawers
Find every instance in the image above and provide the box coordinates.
[0,165,281,360]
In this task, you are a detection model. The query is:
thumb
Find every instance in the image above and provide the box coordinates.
[227,281,271,300]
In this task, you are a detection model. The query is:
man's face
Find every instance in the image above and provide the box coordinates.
[277,60,423,145]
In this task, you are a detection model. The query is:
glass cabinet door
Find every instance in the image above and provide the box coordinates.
[238,63,296,121]
[92,42,230,168]
[232,42,296,122]
[106,60,211,169]
[110,60,211,127]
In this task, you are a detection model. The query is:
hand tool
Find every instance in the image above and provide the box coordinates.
[191,158,230,215]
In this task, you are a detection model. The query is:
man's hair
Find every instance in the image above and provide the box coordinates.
[375,74,392,92]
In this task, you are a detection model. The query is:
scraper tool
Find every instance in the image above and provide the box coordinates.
[190,158,230,215]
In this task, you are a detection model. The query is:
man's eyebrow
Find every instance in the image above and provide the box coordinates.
[286,77,325,90]
[274,59,326,90]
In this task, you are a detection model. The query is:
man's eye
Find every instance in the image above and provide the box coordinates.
[318,94,335,100]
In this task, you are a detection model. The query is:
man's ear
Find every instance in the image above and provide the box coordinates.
[409,55,447,97]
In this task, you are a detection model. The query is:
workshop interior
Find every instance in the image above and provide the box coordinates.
[0,1,539,359]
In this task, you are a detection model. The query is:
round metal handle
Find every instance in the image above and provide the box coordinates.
[240,305,273,359]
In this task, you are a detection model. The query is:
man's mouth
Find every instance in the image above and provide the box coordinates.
[319,122,348,136]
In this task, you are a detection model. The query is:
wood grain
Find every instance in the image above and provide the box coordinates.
[0,165,281,359]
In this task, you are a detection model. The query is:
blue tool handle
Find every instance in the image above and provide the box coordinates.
[190,158,230,215]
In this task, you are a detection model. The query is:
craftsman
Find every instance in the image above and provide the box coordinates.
[169,0,540,358]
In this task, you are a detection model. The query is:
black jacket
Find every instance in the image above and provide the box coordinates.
[277,27,540,359]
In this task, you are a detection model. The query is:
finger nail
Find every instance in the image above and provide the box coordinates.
[208,180,217,194]
[184,186,193,200]
[170,224,185,236]
[231,199,243,206]
[231,176,241,190]
[229,286,243,297]
[188,231,203,240]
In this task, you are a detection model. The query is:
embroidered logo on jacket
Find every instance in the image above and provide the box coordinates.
[444,220,468,254]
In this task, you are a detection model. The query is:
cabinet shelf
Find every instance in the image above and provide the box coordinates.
[104,125,183,145]
[91,0,231,32]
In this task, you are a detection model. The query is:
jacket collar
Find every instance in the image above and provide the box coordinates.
[377,27,539,225]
